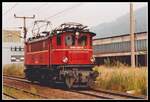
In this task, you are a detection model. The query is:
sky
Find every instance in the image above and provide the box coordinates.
[2,2,147,37]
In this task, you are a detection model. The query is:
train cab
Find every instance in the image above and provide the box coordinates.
[51,22,96,65]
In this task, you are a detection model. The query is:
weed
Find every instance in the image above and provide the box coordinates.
[93,65,147,96]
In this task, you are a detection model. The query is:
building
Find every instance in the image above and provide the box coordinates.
[2,30,24,67]
[93,32,148,66]
[2,30,148,67]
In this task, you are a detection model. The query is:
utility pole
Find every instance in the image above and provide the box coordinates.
[14,14,35,42]
[130,3,135,68]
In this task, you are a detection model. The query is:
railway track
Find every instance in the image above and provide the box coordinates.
[3,93,17,99]
[71,89,146,99]
[3,75,99,99]
[3,75,147,99]
[91,88,146,99]
[3,75,30,83]
[70,89,113,99]
[3,75,25,80]
[3,84,49,99]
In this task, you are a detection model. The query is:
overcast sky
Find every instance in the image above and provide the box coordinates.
[2,2,147,37]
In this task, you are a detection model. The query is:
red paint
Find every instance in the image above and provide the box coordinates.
[25,32,95,66]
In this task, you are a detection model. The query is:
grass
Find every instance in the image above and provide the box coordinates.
[3,63,148,96]
[104,58,129,67]
[3,86,42,99]
[92,65,148,96]
[3,64,25,78]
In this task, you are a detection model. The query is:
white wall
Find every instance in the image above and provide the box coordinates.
[2,42,24,67]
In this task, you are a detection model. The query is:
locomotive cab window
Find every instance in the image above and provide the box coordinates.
[78,35,87,46]
[65,34,75,46]
[57,35,61,45]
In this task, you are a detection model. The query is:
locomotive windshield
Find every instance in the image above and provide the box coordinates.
[65,33,88,47]
[78,35,87,46]
[65,34,75,46]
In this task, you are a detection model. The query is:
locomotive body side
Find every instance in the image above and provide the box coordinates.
[25,39,50,66]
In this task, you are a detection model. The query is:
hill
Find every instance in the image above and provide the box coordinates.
[90,7,148,38]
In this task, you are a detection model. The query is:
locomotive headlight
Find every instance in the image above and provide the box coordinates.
[75,32,79,36]
[90,56,95,63]
[57,31,60,34]
[62,56,68,63]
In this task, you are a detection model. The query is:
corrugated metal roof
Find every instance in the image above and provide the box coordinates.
[93,31,147,41]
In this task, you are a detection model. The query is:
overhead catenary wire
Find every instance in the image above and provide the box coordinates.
[3,3,18,16]
[16,3,48,15]
[3,3,48,33]
[24,3,49,26]
[30,3,83,31]
[3,3,83,37]
[46,3,83,20]
[30,3,48,13]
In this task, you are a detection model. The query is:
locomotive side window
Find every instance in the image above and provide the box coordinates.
[65,34,75,46]
[78,35,87,46]
[31,41,43,52]
[57,35,61,45]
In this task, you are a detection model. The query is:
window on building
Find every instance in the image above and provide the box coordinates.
[11,47,13,51]
[14,46,17,51]
[19,46,21,51]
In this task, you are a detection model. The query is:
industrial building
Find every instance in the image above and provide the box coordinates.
[2,30,148,67]
[93,32,148,66]
[2,30,24,67]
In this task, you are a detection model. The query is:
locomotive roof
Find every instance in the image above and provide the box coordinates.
[51,29,96,36]
[50,22,96,36]
[27,22,96,43]
[27,31,96,43]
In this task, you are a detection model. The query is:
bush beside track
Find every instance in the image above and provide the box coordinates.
[93,65,147,96]
[3,64,25,78]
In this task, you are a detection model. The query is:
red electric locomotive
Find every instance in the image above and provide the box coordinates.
[24,22,98,88]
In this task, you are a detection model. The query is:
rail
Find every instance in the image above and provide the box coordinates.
[3,75,147,99]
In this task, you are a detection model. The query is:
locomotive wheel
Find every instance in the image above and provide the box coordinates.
[65,76,75,89]
[39,74,48,85]
[25,69,34,82]
[87,78,94,88]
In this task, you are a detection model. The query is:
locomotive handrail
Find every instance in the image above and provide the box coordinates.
[52,22,89,33]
